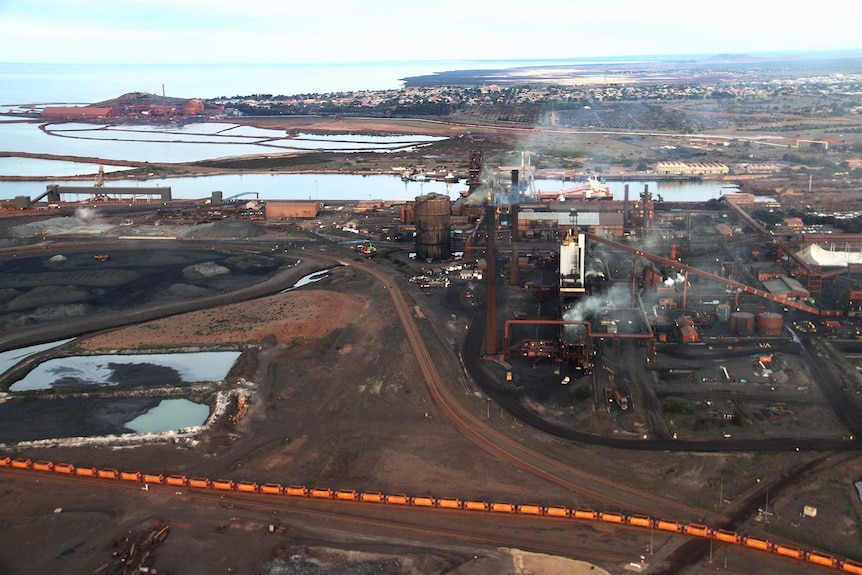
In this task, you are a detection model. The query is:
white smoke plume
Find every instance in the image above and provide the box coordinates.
[663,272,686,287]
[74,206,99,222]
[563,285,632,322]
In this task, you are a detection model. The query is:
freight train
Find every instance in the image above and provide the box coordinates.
[2,456,858,573]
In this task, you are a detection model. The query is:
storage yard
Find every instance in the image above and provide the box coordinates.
[4,150,862,575]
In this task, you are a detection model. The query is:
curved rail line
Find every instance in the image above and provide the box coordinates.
[343,258,708,520]
[2,458,858,573]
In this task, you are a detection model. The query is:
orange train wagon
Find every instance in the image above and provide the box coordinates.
[165,475,187,487]
[573,509,599,521]
[97,468,120,480]
[75,466,97,477]
[33,461,55,472]
[188,478,211,489]
[413,496,436,507]
[236,482,258,493]
[842,559,862,574]
[600,512,625,524]
[212,479,236,491]
[684,523,710,538]
[11,458,32,469]
[806,551,838,568]
[627,515,652,528]
[359,492,384,503]
[55,463,76,474]
[491,502,516,513]
[714,529,741,544]
[310,488,333,499]
[386,494,410,505]
[743,536,771,551]
[0,456,11,467]
[656,520,682,533]
[261,483,283,495]
[335,490,358,501]
[120,471,142,482]
[545,506,569,518]
[438,498,462,509]
[517,504,543,516]
[142,473,164,484]
[464,501,489,512]
[285,486,308,497]
[774,544,804,560]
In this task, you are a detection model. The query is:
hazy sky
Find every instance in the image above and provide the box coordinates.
[1,0,860,64]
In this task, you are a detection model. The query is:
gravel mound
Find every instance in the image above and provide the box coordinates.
[7,286,93,311]
[49,254,68,263]
[183,262,230,279]
[223,254,278,273]
[0,288,20,304]
[179,220,265,239]
[3,303,94,329]
[10,215,114,237]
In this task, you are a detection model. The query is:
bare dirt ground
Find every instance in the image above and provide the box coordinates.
[77,288,364,350]
[1,233,859,574]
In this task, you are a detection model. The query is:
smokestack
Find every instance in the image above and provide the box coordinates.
[623,184,629,231]
[484,204,498,356]
[510,204,520,287]
[643,184,649,230]
[510,169,519,203]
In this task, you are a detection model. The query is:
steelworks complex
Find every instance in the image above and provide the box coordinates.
[5,151,862,575]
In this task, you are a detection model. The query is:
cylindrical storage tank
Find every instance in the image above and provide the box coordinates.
[414,193,451,261]
[729,312,755,335]
[716,304,732,322]
[757,312,783,336]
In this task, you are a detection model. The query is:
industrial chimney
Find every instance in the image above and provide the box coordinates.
[623,183,629,231]
[510,169,520,287]
[510,203,520,288]
[484,204,498,356]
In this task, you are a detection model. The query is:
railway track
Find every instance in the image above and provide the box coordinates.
[345,258,710,521]
[0,466,633,566]
[4,463,856,574]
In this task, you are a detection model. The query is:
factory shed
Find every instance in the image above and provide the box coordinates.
[264,201,321,219]
[750,261,786,282]
[762,277,810,299]
[798,243,862,267]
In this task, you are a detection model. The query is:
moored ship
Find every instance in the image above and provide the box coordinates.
[533,176,612,201]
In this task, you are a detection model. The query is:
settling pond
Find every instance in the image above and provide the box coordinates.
[9,351,241,391]
[0,350,241,442]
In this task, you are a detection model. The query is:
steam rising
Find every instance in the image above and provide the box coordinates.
[563,285,631,322]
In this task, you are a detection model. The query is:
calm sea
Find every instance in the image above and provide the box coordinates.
[0,59,609,104]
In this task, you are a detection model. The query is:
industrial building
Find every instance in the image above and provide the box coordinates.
[264,201,321,220]
[655,161,729,175]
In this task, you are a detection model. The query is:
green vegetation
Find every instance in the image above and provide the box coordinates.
[662,396,696,415]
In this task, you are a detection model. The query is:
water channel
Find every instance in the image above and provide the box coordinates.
[0,172,757,203]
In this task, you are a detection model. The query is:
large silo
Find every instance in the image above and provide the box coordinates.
[757,312,784,336]
[729,312,755,335]
[414,193,451,260]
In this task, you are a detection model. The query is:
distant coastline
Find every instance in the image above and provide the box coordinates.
[401,50,862,87]
[4,50,862,105]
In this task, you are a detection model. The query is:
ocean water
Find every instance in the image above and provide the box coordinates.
[0,59,600,105]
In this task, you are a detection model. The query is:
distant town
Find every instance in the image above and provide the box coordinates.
[213,74,862,119]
